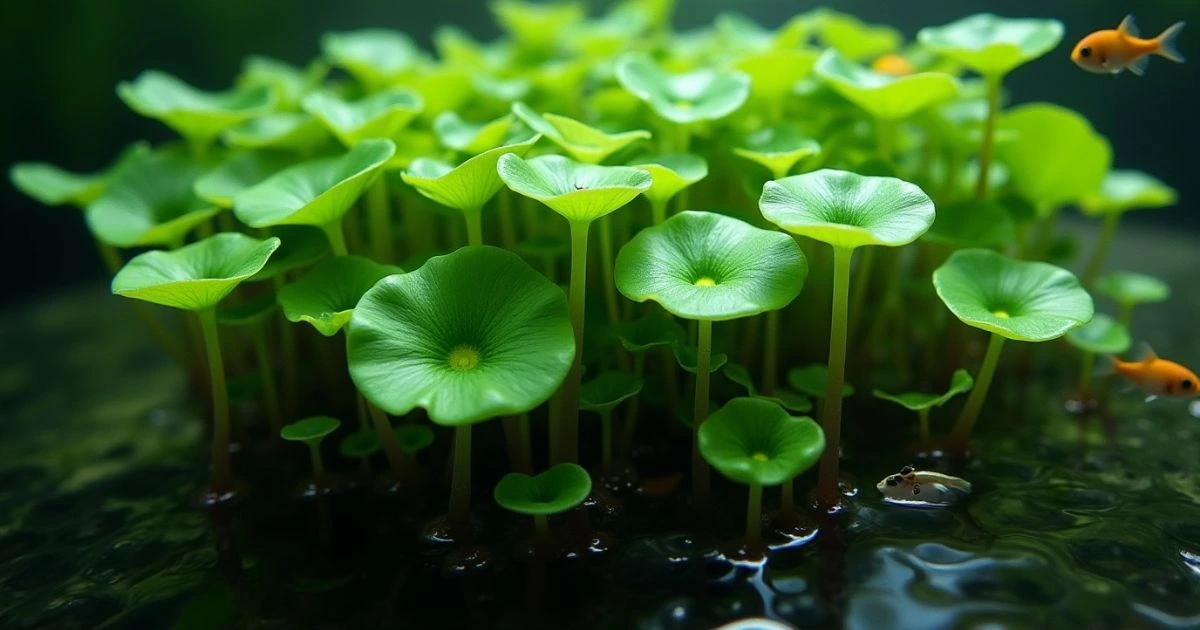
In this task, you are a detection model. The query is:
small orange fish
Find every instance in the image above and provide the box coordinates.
[1071,15,1185,76]
[1110,344,1199,400]
[872,54,914,77]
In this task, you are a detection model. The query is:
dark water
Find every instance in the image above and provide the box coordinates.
[2,220,1199,629]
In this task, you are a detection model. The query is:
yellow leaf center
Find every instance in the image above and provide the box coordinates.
[447,345,482,371]
[992,310,1010,319]
[694,276,717,287]
[752,452,769,462]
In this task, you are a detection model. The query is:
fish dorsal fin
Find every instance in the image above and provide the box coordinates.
[1137,341,1159,362]
[1118,14,1141,38]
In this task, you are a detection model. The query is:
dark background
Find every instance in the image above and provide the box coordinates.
[1,0,1195,306]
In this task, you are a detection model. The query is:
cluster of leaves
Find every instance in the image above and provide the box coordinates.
[9,2,1179,527]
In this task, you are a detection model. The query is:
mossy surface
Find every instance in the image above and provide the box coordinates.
[2,220,1198,628]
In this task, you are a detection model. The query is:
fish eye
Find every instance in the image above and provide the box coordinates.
[912,485,921,495]
[1183,379,1194,391]
[900,465,913,475]
[886,478,898,486]
[1080,46,1092,58]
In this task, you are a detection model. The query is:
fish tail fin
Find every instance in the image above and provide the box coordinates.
[1155,21,1186,62]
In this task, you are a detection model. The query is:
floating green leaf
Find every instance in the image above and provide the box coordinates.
[873,369,974,411]
[493,463,592,516]
[815,50,958,121]
[280,416,341,443]
[117,70,275,144]
[580,371,645,414]
[917,14,1064,78]
[321,29,423,91]
[512,102,649,164]
[933,248,1093,341]
[347,246,575,426]
[1080,170,1177,217]
[1095,271,1170,307]
[111,233,280,311]
[303,89,424,148]
[400,135,539,214]
[86,148,220,248]
[1065,313,1131,355]
[612,316,685,353]
[760,169,935,250]
[498,154,651,223]
[615,53,751,124]
[233,140,395,234]
[787,364,854,399]
[995,103,1111,210]
[698,397,825,486]
[278,255,402,337]
[615,211,807,321]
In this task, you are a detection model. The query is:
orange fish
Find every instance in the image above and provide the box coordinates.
[1071,15,1185,76]
[1110,344,1199,400]
[872,54,914,77]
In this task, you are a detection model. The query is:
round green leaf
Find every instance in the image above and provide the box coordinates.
[815,50,958,121]
[278,255,402,337]
[491,0,585,52]
[734,49,820,103]
[615,53,751,125]
[223,112,331,153]
[321,29,423,91]
[995,103,1111,209]
[86,148,220,248]
[237,55,325,110]
[117,70,275,144]
[433,111,515,153]
[732,124,821,179]
[400,135,539,214]
[303,89,423,148]
[10,142,149,208]
[233,139,395,229]
[472,74,532,104]
[933,248,1094,342]
[249,226,330,282]
[787,364,854,399]
[1095,271,1170,306]
[760,169,935,250]
[493,462,592,516]
[1065,313,1131,355]
[111,233,281,311]
[580,371,645,414]
[922,199,1016,249]
[612,316,685,352]
[1080,170,1177,217]
[194,151,295,208]
[615,211,807,321]
[813,10,903,61]
[394,425,435,455]
[347,246,575,426]
[917,14,1065,78]
[626,153,708,208]
[512,102,650,164]
[280,416,341,443]
[698,397,825,487]
[673,344,729,375]
[338,429,381,459]
[873,369,974,411]
[498,154,651,224]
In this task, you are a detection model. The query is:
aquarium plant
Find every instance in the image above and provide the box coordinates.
[280,416,342,488]
[873,369,973,444]
[1079,171,1177,286]
[1065,313,1131,400]
[933,249,1094,455]
[1095,271,1170,329]
[493,462,592,552]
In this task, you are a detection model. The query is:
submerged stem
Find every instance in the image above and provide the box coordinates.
[651,199,668,225]
[1082,213,1121,288]
[553,220,591,464]
[918,407,931,443]
[746,482,763,551]
[763,310,780,396]
[974,76,1002,200]
[366,400,406,479]
[465,209,484,247]
[366,178,393,262]
[948,332,1007,454]
[322,221,350,257]
[816,246,853,510]
[1078,350,1095,395]
[197,308,232,493]
[448,424,473,535]
[307,443,326,485]
[692,319,714,508]
[598,216,622,329]
[601,411,613,475]
[251,323,282,434]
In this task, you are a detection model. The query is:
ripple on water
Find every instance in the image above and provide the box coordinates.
[616,534,709,594]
